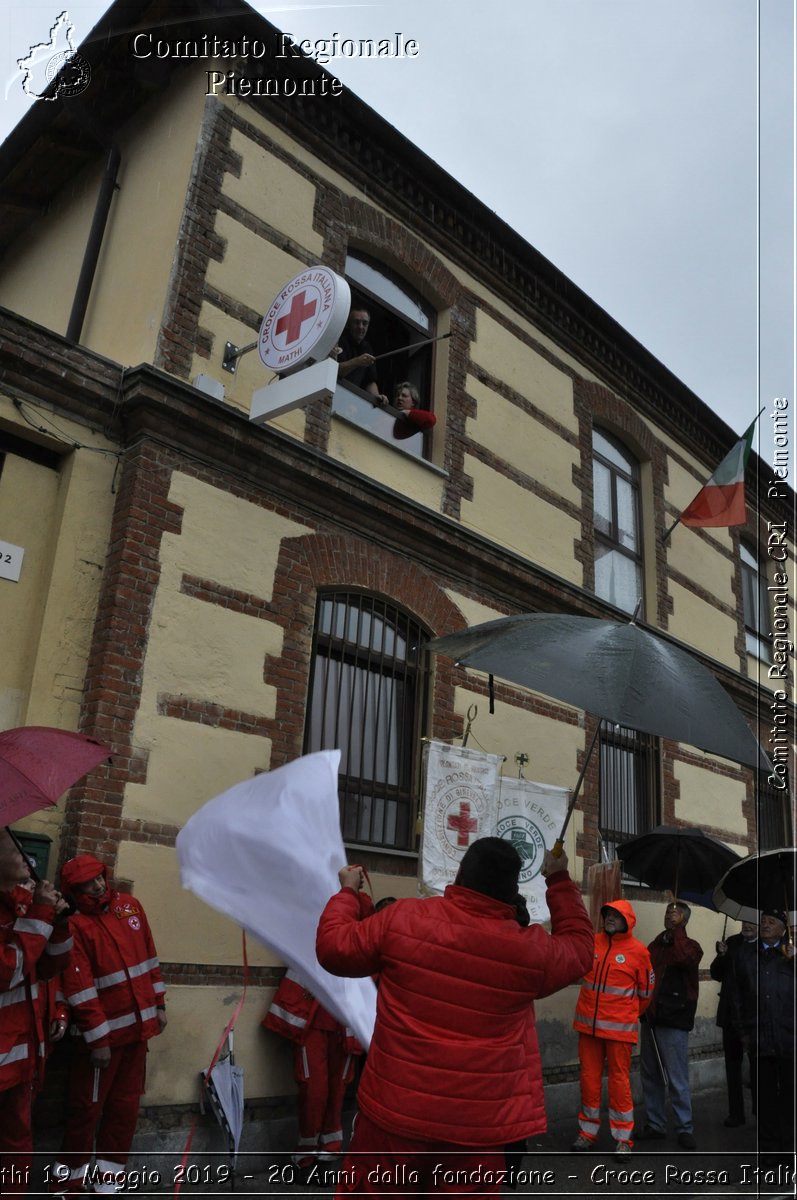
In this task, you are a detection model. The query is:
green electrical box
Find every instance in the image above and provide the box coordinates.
[15,832,52,878]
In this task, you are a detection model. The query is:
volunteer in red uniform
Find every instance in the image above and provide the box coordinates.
[316,838,593,1195]
[1,831,72,1196]
[263,971,362,1169]
[571,900,653,1157]
[51,855,166,1195]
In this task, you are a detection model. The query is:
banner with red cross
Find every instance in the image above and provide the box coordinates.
[419,741,568,920]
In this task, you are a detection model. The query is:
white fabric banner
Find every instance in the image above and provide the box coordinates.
[176,750,377,1048]
[495,777,569,922]
[420,740,504,894]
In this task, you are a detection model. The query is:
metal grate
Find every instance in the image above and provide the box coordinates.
[304,592,428,849]
[756,770,793,850]
[598,721,660,863]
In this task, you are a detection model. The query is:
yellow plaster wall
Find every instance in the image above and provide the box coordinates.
[668,579,739,667]
[673,760,748,838]
[461,456,582,584]
[473,311,577,432]
[145,985,289,1104]
[326,416,445,510]
[0,76,203,364]
[123,471,311,826]
[466,375,579,505]
[225,128,324,259]
[666,525,735,609]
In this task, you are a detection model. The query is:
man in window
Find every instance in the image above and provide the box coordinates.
[336,307,388,406]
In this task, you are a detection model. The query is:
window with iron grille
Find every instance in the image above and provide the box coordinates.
[740,541,773,661]
[757,770,793,850]
[592,428,644,616]
[598,721,660,862]
[304,592,428,850]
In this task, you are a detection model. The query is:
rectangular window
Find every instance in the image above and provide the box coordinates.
[304,592,428,851]
[740,542,773,661]
[599,721,660,863]
[757,771,793,850]
[332,253,437,461]
[592,429,644,616]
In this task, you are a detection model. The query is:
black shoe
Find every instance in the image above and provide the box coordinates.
[723,1116,745,1128]
[635,1124,666,1140]
[677,1132,697,1149]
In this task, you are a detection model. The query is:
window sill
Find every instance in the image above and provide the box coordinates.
[331,410,449,478]
[344,840,419,860]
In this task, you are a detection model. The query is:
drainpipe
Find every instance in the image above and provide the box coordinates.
[66,143,121,343]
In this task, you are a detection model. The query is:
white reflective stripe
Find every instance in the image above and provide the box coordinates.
[297,1137,317,1148]
[582,981,635,997]
[14,917,52,937]
[69,986,100,1006]
[609,1108,634,1122]
[153,981,166,995]
[319,1130,343,1144]
[9,945,24,989]
[46,936,73,954]
[0,1042,29,1067]
[139,1005,158,1022]
[301,1046,309,1079]
[106,1013,137,1032]
[128,957,159,979]
[581,1106,600,1118]
[84,1020,112,1043]
[593,1018,637,1032]
[270,1003,307,1029]
[95,969,127,990]
[579,1118,599,1134]
[0,981,37,1009]
[614,1130,632,1142]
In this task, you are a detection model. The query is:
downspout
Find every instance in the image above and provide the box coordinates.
[66,143,121,343]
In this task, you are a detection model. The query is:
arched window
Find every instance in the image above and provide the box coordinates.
[332,253,437,461]
[592,428,644,615]
[304,592,429,850]
[740,541,772,660]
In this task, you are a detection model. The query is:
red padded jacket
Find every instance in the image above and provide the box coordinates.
[316,871,593,1145]
[572,898,653,1044]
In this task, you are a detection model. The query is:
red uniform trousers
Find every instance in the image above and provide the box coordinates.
[294,1025,354,1164]
[55,1041,147,1193]
[0,1080,33,1196]
[577,1033,635,1145]
[335,1111,505,1195]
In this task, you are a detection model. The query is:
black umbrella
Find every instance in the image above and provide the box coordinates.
[430,613,766,851]
[616,825,741,901]
[713,847,797,924]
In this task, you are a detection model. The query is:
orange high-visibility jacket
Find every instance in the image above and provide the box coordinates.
[573,899,653,1044]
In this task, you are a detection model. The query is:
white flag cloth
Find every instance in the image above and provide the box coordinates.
[176,750,377,1048]
[420,740,504,894]
[495,777,569,922]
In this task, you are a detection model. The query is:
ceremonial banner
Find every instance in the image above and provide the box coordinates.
[176,750,377,1048]
[420,740,504,894]
[496,777,569,922]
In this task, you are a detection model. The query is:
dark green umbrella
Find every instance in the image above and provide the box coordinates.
[430,613,768,850]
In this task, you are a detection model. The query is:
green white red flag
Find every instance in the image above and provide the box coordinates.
[678,417,757,529]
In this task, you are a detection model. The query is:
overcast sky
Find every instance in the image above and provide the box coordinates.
[1,0,794,462]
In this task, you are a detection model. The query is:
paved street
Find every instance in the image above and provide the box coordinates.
[27,1084,796,1197]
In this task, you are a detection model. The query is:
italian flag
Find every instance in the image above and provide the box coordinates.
[679,418,757,529]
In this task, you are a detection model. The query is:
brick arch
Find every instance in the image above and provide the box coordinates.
[263,532,469,768]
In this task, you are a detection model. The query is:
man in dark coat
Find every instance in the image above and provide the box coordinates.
[336,307,388,405]
[709,919,758,1127]
[730,908,795,1160]
[636,900,702,1149]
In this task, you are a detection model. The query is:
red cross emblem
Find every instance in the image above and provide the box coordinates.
[447,801,479,847]
[275,290,318,344]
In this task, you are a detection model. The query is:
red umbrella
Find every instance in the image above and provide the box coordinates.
[0,726,111,826]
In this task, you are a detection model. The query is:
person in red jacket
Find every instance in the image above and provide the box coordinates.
[570,900,653,1158]
[49,855,166,1196]
[316,837,593,1195]
[263,971,362,1170]
[1,831,72,1197]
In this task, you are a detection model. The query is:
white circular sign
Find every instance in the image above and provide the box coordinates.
[258,267,350,375]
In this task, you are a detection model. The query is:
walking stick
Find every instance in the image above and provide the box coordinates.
[649,1027,669,1087]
